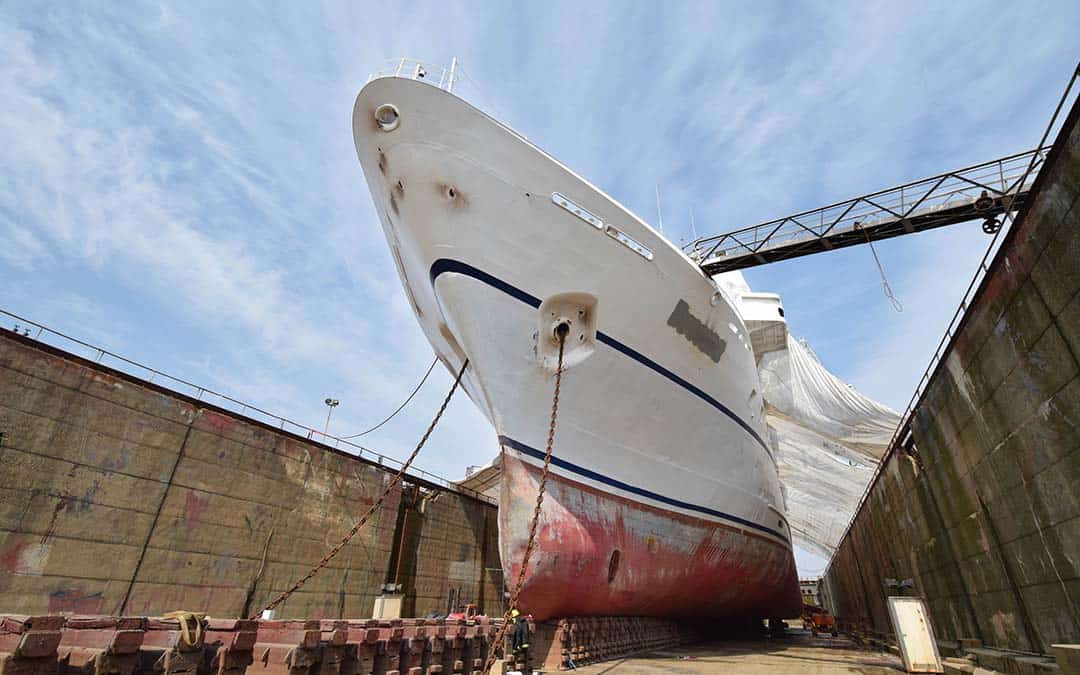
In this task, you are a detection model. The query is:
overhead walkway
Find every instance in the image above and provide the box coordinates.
[687,147,1048,274]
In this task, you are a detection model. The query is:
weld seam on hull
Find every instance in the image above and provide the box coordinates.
[428,257,772,457]
[499,435,789,545]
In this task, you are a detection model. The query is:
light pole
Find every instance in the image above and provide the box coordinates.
[323,398,340,436]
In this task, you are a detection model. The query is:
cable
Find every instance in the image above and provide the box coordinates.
[340,357,439,438]
[455,65,514,123]
[857,224,903,312]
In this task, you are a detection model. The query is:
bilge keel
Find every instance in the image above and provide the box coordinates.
[352,61,801,620]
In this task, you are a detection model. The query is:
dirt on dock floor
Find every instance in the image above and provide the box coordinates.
[565,630,904,674]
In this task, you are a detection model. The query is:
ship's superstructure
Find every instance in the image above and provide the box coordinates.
[352,60,801,620]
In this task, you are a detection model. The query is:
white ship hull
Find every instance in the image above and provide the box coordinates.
[352,74,800,619]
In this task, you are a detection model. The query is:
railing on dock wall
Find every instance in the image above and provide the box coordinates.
[0,307,494,505]
[822,64,1080,581]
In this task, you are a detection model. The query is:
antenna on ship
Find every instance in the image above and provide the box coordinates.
[689,206,698,241]
[655,184,665,234]
[447,57,458,93]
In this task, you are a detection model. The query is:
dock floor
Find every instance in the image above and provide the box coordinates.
[567,631,904,674]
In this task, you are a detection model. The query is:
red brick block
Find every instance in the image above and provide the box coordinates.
[59,616,145,675]
[371,621,402,675]
[138,615,207,675]
[0,616,65,675]
[315,622,350,675]
[250,620,321,675]
[203,619,257,675]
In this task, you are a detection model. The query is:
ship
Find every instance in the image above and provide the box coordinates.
[351,60,802,620]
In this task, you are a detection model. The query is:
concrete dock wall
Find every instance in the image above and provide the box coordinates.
[0,332,501,619]
[822,97,1080,652]
[410,487,501,616]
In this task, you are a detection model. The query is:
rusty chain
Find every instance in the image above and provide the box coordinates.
[481,326,567,675]
[254,357,469,619]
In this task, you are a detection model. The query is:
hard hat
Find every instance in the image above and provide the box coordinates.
[510,609,520,618]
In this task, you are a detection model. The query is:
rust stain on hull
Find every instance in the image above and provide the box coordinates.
[499,452,801,620]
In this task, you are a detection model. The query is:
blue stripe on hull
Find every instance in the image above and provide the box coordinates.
[429,257,786,545]
[500,435,788,544]
[429,257,770,455]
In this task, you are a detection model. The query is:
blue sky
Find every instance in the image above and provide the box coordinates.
[2,2,1077,576]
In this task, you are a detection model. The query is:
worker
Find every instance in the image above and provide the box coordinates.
[510,608,530,670]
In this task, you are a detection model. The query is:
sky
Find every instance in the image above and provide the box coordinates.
[2,1,1077,577]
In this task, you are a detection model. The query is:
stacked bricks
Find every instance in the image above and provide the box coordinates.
[422,621,445,674]
[465,618,496,675]
[58,616,145,675]
[249,620,322,675]
[136,615,207,675]
[530,617,697,671]
[430,619,463,675]
[340,621,380,675]
[203,620,257,675]
[821,76,1080,654]
[0,615,64,675]
[0,614,717,674]
[397,620,427,675]
[314,622,348,675]
[0,616,513,675]
[370,621,402,675]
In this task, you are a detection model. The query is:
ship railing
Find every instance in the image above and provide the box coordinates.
[365,57,526,147]
[368,57,459,93]
[0,307,495,505]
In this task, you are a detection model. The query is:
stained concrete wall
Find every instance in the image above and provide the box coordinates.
[0,331,501,619]
[822,96,1080,653]
[399,488,501,617]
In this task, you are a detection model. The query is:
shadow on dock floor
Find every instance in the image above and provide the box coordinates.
[567,629,904,674]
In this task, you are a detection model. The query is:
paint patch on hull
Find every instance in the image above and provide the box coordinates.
[667,299,726,362]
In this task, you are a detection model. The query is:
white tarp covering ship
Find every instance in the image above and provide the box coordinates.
[714,272,900,560]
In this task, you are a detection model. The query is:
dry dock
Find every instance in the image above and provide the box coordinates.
[0,74,1078,674]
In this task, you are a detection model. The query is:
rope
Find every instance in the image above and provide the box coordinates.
[340,357,439,438]
[254,358,469,618]
[857,223,903,312]
[481,327,568,675]
[162,611,205,646]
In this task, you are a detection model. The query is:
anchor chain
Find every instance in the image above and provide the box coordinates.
[481,325,568,675]
[254,357,469,619]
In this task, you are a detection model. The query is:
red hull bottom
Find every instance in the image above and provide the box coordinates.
[499,452,802,620]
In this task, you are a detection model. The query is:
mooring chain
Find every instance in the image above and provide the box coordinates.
[481,326,568,675]
[254,358,469,619]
